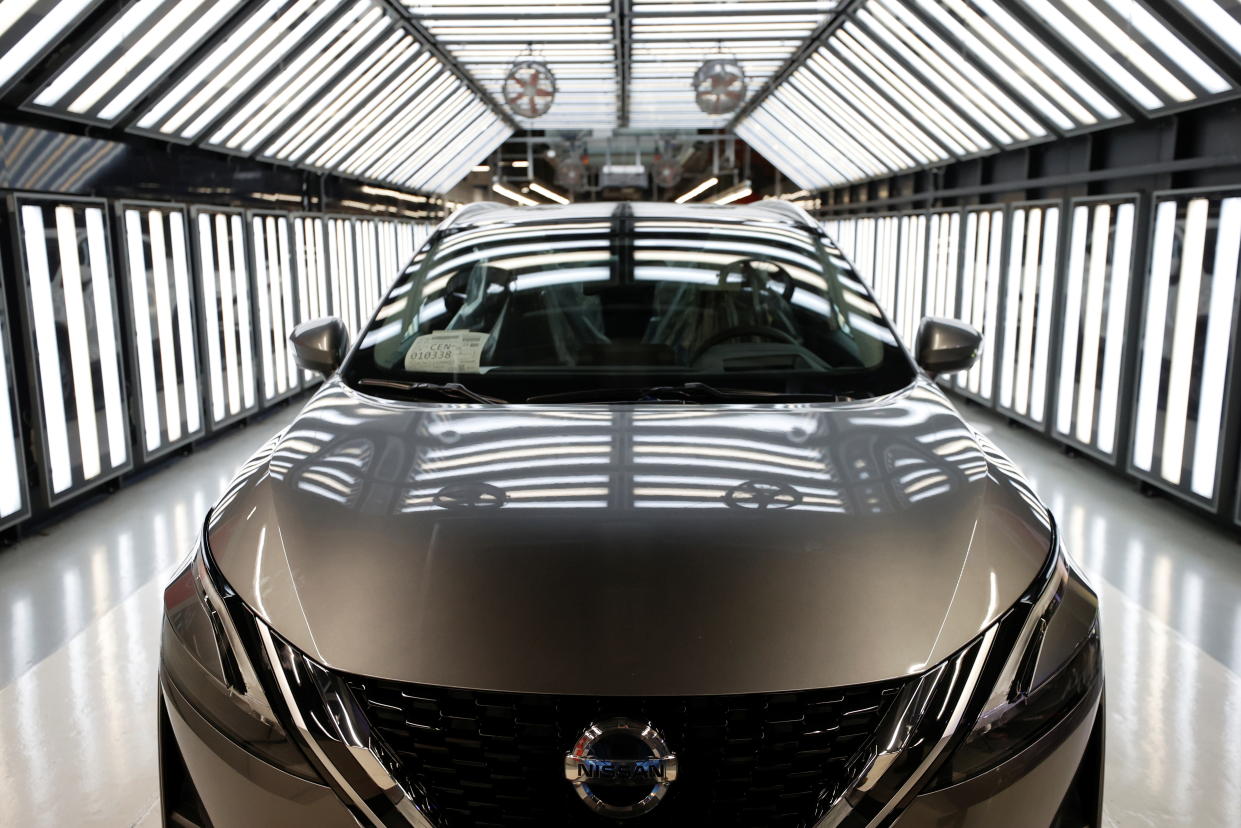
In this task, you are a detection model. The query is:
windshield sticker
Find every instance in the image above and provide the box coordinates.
[404,331,489,373]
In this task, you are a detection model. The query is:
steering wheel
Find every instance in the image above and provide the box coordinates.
[716,258,797,302]
[690,324,800,363]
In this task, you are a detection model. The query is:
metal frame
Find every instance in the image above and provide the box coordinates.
[188,204,262,433]
[1124,184,1241,516]
[0,250,33,531]
[112,198,207,463]
[7,191,135,509]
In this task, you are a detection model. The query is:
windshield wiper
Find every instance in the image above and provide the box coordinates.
[357,379,506,404]
[526,382,849,404]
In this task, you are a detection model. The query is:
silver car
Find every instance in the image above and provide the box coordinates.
[159,201,1103,828]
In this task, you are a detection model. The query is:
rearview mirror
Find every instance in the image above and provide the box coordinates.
[290,317,349,377]
[915,317,982,378]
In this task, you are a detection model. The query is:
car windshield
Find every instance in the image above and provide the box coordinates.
[343,206,914,402]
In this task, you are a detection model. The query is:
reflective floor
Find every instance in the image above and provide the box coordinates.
[0,400,1239,827]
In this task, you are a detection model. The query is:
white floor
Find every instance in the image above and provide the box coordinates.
[0,401,1238,827]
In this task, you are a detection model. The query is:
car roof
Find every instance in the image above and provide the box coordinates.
[441,200,820,232]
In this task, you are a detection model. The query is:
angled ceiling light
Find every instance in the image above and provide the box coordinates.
[714,181,753,204]
[492,182,539,206]
[675,177,719,203]
[529,182,571,205]
[503,57,556,118]
[693,56,747,114]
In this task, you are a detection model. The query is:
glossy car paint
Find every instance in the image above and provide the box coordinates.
[203,376,1054,696]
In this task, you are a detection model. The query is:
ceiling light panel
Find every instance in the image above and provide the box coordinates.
[1015,0,1233,110]
[28,0,246,124]
[403,1,619,128]
[629,0,835,128]
[135,0,349,140]
[737,0,1225,189]
[0,0,97,92]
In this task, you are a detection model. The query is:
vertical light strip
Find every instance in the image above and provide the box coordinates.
[56,206,101,481]
[252,217,276,401]
[0,308,20,517]
[125,210,161,451]
[169,211,201,435]
[1160,198,1209,486]
[998,208,1022,410]
[1018,209,1040,414]
[21,206,72,493]
[147,211,181,443]
[85,208,126,468]
[981,210,1004,400]
[231,214,255,410]
[198,215,225,422]
[1190,197,1240,497]
[270,217,291,395]
[1029,207,1058,423]
[1096,203,1134,456]
[215,214,240,416]
[958,211,979,393]
[1058,206,1089,437]
[277,217,297,387]
[1134,201,1177,472]
[1077,205,1111,444]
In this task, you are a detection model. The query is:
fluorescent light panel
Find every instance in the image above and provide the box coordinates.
[17,200,130,499]
[121,206,204,456]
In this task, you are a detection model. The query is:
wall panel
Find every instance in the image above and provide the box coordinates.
[12,195,132,506]
[1131,188,1241,510]
[192,207,257,430]
[116,201,204,461]
[996,202,1060,427]
[1054,197,1137,461]
[250,212,300,403]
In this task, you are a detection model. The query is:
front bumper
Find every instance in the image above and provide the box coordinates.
[159,668,358,828]
[159,651,1103,828]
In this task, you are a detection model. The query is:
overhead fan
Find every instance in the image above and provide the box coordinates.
[693,57,747,115]
[556,157,588,192]
[503,58,556,118]
[651,156,683,189]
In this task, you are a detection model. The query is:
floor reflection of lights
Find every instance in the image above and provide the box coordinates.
[967,408,1241,828]
[0,406,300,828]
[0,401,1238,827]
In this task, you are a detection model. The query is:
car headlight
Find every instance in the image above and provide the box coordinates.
[929,534,1102,788]
[162,528,319,780]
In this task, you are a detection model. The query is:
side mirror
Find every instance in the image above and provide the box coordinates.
[290,317,349,377]
[915,317,982,378]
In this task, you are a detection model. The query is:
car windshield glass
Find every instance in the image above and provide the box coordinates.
[343,207,914,402]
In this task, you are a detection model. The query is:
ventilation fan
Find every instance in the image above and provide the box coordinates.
[503,58,556,118]
[693,57,747,115]
[651,157,683,189]
[556,158,588,192]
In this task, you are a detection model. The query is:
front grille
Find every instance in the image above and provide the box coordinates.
[344,675,908,827]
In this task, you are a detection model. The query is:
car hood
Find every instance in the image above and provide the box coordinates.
[207,378,1053,695]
